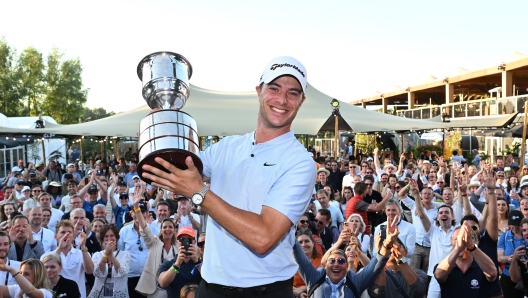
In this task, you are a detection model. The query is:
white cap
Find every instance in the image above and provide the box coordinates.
[259,56,307,93]
[22,186,30,192]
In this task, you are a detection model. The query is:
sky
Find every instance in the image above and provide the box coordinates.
[1,0,528,114]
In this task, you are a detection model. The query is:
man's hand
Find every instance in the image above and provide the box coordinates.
[481,169,496,190]
[374,147,379,155]
[385,215,400,245]
[26,225,35,244]
[58,231,72,250]
[83,218,91,234]
[79,231,87,247]
[512,246,526,262]
[141,156,203,199]
[458,177,467,193]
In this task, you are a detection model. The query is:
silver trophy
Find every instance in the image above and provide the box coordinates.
[137,52,203,184]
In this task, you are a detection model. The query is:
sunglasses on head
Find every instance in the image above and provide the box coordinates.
[328,257,347,265]
[299,220,309,224]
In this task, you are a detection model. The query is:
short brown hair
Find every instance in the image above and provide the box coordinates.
[55,220,75,233]
[98,225,120,244]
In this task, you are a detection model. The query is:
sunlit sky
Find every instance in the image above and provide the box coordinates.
[2,0,528,113]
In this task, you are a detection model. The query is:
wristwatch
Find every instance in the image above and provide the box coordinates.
[397,257,408,264]
[191,186,209,206]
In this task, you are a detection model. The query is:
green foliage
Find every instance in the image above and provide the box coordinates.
[0,38,89,123]
[82,107,115,122]
[412,144,443,159]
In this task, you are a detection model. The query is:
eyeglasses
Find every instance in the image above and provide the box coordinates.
[32,190,41,193]
[365,183,373,186]
[16,183,24,186]
[136,239,143,251]
[328,257,347,265]
[365,172,373,174]
[299,220,309,224]
[350,166,356,168]
[497,175,504,177]
[197,241,205,248]
[71,201,82,205]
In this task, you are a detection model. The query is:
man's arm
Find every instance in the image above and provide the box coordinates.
[470,245,498,282]
[434,240,465,283]
[412,184,431,233]
[481,171,498,241]
[143,156,314,255]
[373,148,381,172]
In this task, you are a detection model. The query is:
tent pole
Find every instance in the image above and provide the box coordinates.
[401,133,404,156]
[334,114,338,159]
[113,139,118,160]
[80,138,84,163]
[521,101,528,167]
[41,138,46,167]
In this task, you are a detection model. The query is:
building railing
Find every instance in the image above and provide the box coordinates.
[397,95,528,119]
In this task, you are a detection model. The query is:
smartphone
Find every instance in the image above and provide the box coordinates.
[84,177,89,185]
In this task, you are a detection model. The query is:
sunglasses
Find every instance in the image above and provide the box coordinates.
[365,183,373,186]
[365,172,373,174]
[395,186,402,190]
[197,241,205,248]
[299,220,309,224]
[430,171,437,173]
[328,257,347,265]
[136,239,143,251]
[437,181,444,184]
[316,220,326,225]
[350,166,356,168]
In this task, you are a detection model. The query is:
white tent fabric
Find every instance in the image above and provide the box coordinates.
[0,83,506,137]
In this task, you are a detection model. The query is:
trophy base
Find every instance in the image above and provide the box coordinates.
[137,149,203,185]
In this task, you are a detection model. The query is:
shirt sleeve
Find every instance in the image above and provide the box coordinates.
[497,232,506,251]
[356,200,369,211]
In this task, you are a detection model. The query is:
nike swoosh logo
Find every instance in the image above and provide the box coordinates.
[263,162,276,166]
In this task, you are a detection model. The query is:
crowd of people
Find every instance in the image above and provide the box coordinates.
[1,55,525,298]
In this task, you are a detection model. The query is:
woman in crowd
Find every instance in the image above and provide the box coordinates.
[179,284,198,298]
[0,203,15,225]
[41,208,52,231]
[42,253,81,298]
[91,219,106,245]
[0,258,52,298]
[347,214,370,254]
[115,157,128,177]
[133,188,178,297]
[381,174,398,201]
[293,229,323,297]
[507,176,520,197]
[341,186,354,216]
[321,225,370,272]
[88,225,131,298]
[497,197,510,237]
[323,185,340,210]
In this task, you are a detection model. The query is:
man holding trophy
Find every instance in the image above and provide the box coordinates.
[140,55,316,297]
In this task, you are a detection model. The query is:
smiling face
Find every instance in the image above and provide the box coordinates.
[348,216,362,232]
[385,203,400,222]
[325,252,348,283]
[44,259,61,280]
[437,206,454,228]
[256,76,305,135]
[521,198,528,217]
[0,236,9,259]
[297,215,310,230]
[443,189,454,205]
[103,229,117,245]
[297,234,315,257]
[497,199,508,215]
[161,220,175,241]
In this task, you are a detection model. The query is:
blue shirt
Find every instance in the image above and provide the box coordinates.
[114,205,132,229]
[497,229,527,276]
[124,172,138,188]
[159,257,201,296]
[83,199,105,214]
[199,130,316,287]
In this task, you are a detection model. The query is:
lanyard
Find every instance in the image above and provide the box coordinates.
[161,245,176,263]
[4,260,10,285]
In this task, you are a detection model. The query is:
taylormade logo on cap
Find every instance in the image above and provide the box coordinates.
[259,56,307,93]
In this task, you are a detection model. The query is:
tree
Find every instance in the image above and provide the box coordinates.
[82,107,115,122]
[41,48,88,124]
[0,37,24,116]
[16,46,45,116]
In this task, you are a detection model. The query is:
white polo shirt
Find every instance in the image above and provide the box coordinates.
[32,227,56,253]
[199,130,316,287]
[401,196,442,247]
[426,225,456,276]
[48,208,64,232]
[8,286,52,298]
[41,247,87,298]
[0,258,20,285]
[372,217,416,261]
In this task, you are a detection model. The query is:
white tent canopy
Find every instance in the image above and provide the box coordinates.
[0,83,510,137]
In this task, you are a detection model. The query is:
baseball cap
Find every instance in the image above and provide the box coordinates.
[119,192,129,199]
[16,179,25,184]
[117,181,127,186]
[29,171,36,177]
[366,157,373,161]
[176,226,195,238]
[132,175,140,180]
[67,163,75,168]
[22,186,30,192]
[508,210,523,226]
[259,56,307,93]
[88,185,98,193]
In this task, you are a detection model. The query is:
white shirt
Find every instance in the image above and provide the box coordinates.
[451,200,482,224]
[372,218,416,261]
[60,194,73,213]
[401,196,442,247]
[32,227,56,253]
[199,130,316,287]
[342,175,355,190]
[48,208,64,232]
[426,225,456,276]
[8,286,52,298]
[117,223,159,277]
[15,191,25,200]
[0,259,20,285]
[41,248,87,298]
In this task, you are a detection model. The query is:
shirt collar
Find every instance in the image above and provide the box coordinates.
[325,275,346,287]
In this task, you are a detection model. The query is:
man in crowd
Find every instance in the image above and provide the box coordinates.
[7,215,44,261]
[402,184,440,272]
[327,160,345,194]
[0,231,20,285]
[38,192,64,232]
[315,189,343,229]
[62,195,94,221]
[434,223,497,297]
[364,174,385,230]
[28,207,56,253]
[315,168,329,191]
[43,220,94,298]
[372,199,416,261]
[42,160,62,182]
[124,163,138,188]
[151,201,171,229]
[173,196,201,233]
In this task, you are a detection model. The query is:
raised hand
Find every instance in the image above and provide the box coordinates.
[385,215,400,245]
[132,186,142,206]
[481,169,496,190]
[79,231,87,247]
[0,259,12,272]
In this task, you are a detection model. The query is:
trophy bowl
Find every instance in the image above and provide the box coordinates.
[136,52,203,184]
